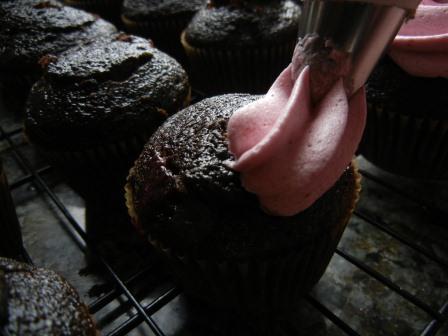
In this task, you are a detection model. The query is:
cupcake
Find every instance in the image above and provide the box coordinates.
[63,0,123,25]
[181,0,301,94]
[121,0,205,64]
[0,0,117,118]
[0,257,97,335]
[24,33,190,237]
[0,160,24,260]
[359,0,448,179]
[126,57,365,323]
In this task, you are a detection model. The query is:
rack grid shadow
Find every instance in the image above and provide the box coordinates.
[1,114,447,335]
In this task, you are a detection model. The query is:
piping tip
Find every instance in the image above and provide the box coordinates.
[295,0,422,98]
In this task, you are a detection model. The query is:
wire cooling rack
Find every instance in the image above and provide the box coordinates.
[1,109,448,335]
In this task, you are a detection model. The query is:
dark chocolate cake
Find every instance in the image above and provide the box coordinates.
[121,0,205,63]
[24,32,190,218]
[0,0,117,116]
[359,56,448,179]
[366,56,447,120]
[25,33,190,151]
[181,0,301,93]
[127,94,357,260]
[184,0,301,48]
[126,94,360,321]
[0,258,96,336]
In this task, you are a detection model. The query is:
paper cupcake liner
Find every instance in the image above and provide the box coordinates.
[65,0,121,7]
[0,71,38,119]
[359,107,448,180]
[64,0,122,13]
[64,0,123,25]
[0,160,24,259]
[37,132,152,198]
[28,88,189,198]
[125,162,361,321]
[181,32,296,94]
[122,15,191,64]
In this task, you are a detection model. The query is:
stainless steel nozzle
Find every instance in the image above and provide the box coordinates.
[298,0,421,96]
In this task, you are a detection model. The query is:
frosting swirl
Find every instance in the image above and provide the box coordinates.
[227,65,366,216]
[389,0,448,77]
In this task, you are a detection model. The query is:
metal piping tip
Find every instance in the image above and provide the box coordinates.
[296,0,421,97]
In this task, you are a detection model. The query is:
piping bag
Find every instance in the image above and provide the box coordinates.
[227,0,422,216]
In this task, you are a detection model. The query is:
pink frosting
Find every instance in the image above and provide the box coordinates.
[389,0,448,77]
[227,65,366,216]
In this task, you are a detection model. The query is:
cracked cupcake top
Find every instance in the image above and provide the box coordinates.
[25,34,190,150]
[0,0,117,71]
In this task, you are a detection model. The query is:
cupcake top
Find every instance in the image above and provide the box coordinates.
[0,0,117,71]
[0,257,96,336]
[122,0,205,20]
[126,94,358,260]
[183,0,301,47]
[25,34,190,150]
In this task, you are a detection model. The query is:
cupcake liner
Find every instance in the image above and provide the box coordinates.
[122,15,191,64]
[148,231,340,319]
[65,0,121,7]
[0,160,24,259]
[64,0,123,25]
[359,107,448,180]
[0,70,38,119]
[63,0,122,13]
[36,131,152,198]
[125,162,361,322]
[35,132,153,245]
[122,14,190,37]
[181,32,296,94]
[30,89,191,193]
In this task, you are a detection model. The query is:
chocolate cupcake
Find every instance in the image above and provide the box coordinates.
[181,0,301,94]
[121,0,205,64]
[360,56,448,179]
[24,33,190,231]
[0,0,117,118]
[359,1,448,179]
[0,257,97,335]
[126,94,361,324]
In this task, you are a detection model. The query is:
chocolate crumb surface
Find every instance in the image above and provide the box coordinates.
[0,258,96,336]
[127,94,357,260]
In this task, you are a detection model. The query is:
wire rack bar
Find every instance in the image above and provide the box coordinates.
[306,295,361,336]
[420,301,448,336]
[0,126,167,336]
[335,248,442,320]
[354,210,448,269]
[107,287,180,336]
[360,168,448,218]
[88,265,157,314]
[0,126,21,141]
[9,165,52,190]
